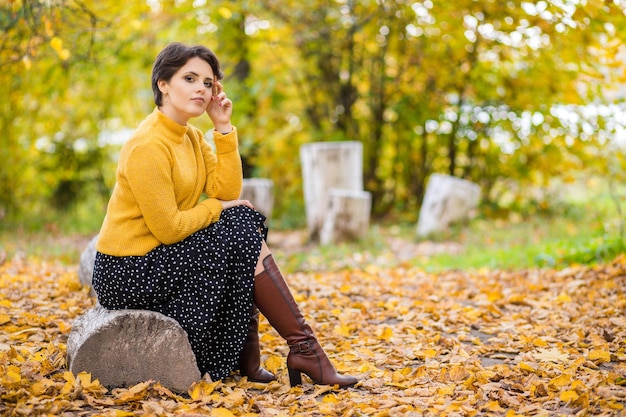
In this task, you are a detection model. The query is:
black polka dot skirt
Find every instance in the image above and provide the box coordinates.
[92,206,266,381]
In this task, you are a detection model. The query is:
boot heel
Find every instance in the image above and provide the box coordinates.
[288,367,302,386]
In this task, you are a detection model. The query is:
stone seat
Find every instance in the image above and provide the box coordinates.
[67,305,201,393]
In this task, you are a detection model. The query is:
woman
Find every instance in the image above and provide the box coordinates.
[92,42,357,388]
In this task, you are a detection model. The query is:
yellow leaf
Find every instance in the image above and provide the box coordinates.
[5,367,21,384]
[357,347,375,357]
[437,383,456,396]
[78,372,92,387]
[49,37,71,61]
[211,407,235,417]
[76,371,104,393]
[487,291,504,302]
[130,19,141,30]
[189,380,220,401]
[263,354,283,373]
[50,37,64,53]
[448,365,469,382]
[127,380,151,394]
[222,389,246,407]
[12,346,34,360]
[421,349,438,359]
[533,338,547,347]
[392,369,407,383]
[587,349,611,363]
[31,378,55,395]
[322,393,339,403]
[218,7,233,19]
[357,362,378,373]
[59,272,82,291]
[333,323,352,337]
[484,400,505,412]
[318,403,337,415]
[0,314,10,325]
[556,293,572,303]
[32,349,47,362]
[507,294,527,304]
[61,371,76,394]
[259,333,275,343]
[57,321,71,334]
[116,381,151,402]
[377,326,393,341]
[531,348,569,363]
[385,381,408,389]
[549,374,571,389]
[62,371,75,383]
[518,362,537,373]
[560,390,579,402]
[0,300,12,307]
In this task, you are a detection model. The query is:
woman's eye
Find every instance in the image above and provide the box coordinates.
[204,82,213,89]
[185,76,195,82]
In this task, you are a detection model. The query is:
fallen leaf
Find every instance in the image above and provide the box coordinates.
[531,348,569,363]
[588,349,611,363]
[1,253,625,415]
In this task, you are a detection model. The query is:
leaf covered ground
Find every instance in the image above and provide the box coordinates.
[1,250,626,416]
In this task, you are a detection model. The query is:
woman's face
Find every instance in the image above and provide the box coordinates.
[158,56,215,125]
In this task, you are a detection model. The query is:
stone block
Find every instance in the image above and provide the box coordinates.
[78,235,98,294]
[67,305,201,393]
[320,188,372,245]
[416,173,481,237]
[300,141,364,241]
[240,178,274,223]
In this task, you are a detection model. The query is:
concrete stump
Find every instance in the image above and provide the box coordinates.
[300,141,365,241]
[67,305,201,392]
[416,173,481,237]
[78,235,98,294]
[240,178,274,223]
[320,189,372,245]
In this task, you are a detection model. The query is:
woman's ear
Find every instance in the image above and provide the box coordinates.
[158,79,168,95]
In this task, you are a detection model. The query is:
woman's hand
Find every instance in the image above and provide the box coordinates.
[220,199,254,210]
[207,81,233,133]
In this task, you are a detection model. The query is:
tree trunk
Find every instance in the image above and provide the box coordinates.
[67,305,201,393]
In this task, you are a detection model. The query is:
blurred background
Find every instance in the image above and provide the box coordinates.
[2,0,626,269]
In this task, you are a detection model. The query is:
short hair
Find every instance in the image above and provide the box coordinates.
[151,42,224,106]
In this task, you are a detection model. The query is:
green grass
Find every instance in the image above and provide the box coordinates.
[1,179,624,272]
[275,181,626,273]
[0,197,105,264]
[413,213,624,272]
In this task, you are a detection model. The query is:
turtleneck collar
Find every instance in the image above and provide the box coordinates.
[151,107,189,144]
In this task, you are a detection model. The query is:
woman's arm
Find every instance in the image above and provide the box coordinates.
[124,142,220,245]
[200,129,243,200]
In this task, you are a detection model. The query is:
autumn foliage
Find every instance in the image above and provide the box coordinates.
[3,1,626,226]
[1,251,625,416]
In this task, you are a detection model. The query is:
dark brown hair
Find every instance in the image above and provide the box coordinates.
[151,42,223,106]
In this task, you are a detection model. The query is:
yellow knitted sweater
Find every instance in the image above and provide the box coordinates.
[96,108,242,256]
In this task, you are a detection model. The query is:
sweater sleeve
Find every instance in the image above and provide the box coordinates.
[203,127,243,200]
[124,142,219,245]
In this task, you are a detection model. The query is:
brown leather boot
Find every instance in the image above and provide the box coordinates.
[238,304,276,383]
[253,255,357,388]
